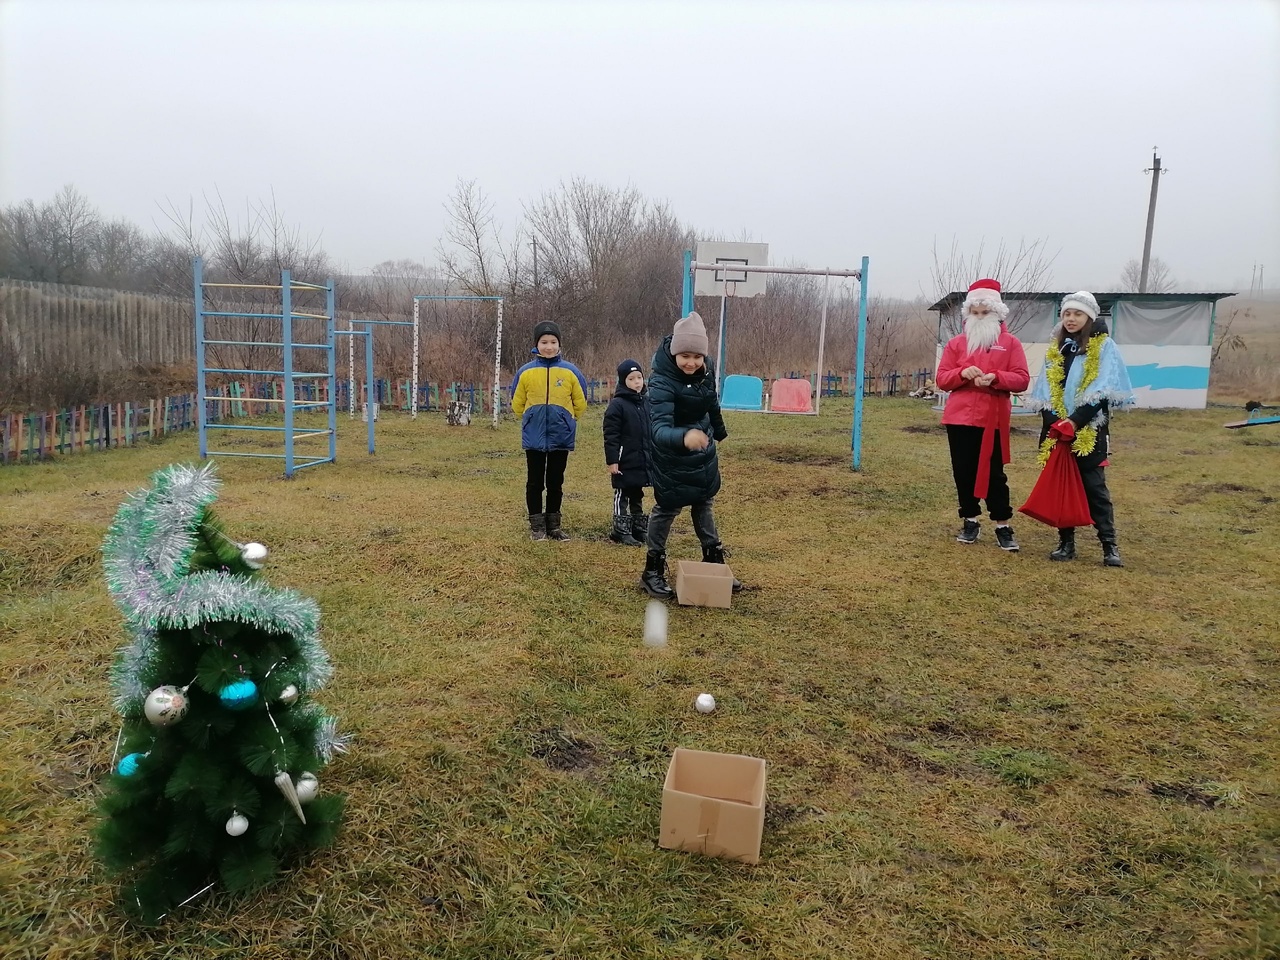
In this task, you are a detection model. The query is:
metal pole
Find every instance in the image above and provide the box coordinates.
[411,297,420,418]
[852,256,869,471]
[716,273,729,396]
[347,315,355,419]
[681,249,694,317]
[492,299,504,428]
[194,257,208,460]
[364,326,375,454]
[326,278,336,464]
[281,269,294,477]
[1139,149,1163,293]
[815,272,831,415]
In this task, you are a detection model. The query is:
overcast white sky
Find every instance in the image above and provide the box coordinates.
[1,0,1277,298]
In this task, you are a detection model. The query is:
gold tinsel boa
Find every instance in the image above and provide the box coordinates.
[1037,334,1107,467]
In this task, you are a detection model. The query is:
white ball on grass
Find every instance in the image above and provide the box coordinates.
[695,693,716,714]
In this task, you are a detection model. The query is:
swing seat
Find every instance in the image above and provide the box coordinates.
[769,378,813,413]
[721,375,764,411]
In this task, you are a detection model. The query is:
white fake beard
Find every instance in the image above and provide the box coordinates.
[964,313,1002,354]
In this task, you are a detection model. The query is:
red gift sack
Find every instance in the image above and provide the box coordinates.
[1018,441,1094,528]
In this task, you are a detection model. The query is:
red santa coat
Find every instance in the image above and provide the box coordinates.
[936,325,1030,498]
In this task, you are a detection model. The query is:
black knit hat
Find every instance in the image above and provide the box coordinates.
[532,320,562,344]
[617,359,642,382]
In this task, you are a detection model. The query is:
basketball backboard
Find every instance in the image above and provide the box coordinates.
[693,241,769,297]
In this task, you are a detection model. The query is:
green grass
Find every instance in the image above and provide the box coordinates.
[1,399,1277,959]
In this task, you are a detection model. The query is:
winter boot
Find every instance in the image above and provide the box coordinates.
[641,551,674,600]
[956,518,981,544]
[528,513,547,542]
[1101,541,1124,568]
[545,511,571,542]
[702,543,744,593]
[994,524,1020,553]
[1049,529,1076,561]
[631,512,649,544]
[609,515,643,547]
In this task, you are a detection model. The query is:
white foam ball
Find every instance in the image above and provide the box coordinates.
[695,693,716,714]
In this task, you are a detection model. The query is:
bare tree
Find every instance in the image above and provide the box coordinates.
[928,236,1058,339]
[1119,256,1175,293]
[437,178,503,296]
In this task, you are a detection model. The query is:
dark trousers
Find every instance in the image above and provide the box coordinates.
[646,500,721,553]
[946,424,1013,522]
[613,486,644,518]
[1062,464,1116,542]
[526,450,569,515]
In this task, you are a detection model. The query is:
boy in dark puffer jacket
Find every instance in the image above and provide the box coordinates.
[603,359,651,547]
[640,312,742,599]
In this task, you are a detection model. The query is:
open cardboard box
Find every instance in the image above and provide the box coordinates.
[674,560,735,608]
[659,747,767,864]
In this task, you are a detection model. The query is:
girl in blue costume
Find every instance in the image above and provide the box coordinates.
[1026,291,1136,566]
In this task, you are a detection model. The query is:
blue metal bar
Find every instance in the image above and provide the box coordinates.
[354,319,415,327]
[852,256,870,471]
[194,257,208,459]
[207,451,291,460]
[412,295,504,301]
[291,458,333,472]
[282,268,295,477]
[204,424,332,433]
[681,249,693,317]
[290,372,330,378]
[363,324,375,454]
[204,367,288,375]
[201,311,287,319]
[326,277,337,464]
[203,340,331,349]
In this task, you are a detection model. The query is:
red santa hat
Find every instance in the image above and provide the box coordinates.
[962,278,1008,317]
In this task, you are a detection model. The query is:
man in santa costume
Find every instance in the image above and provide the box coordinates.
[935,279,1030,550]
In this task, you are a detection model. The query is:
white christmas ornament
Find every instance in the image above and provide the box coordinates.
[241,542,268,569]
[295,772,319,803]
[274,771,307,824]
[279,684,299,705]
[695,693,717,714]
[225,812,249,836]
[143,685,189,726]
[643,600,668,648]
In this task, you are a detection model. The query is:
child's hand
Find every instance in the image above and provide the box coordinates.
[975,373,996,387]
[961,366,984,380]
[683,429,710,451]
[607,463,622,475]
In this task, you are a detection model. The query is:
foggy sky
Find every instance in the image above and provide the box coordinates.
[2,0,1277,298]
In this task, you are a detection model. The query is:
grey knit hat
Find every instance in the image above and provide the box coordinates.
[670,312,709,356]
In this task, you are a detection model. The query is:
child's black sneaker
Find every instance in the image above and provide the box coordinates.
[956,519,980,544]
[994,525,1020,552]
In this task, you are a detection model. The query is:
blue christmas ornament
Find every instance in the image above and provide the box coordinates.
[219,678,259,711]
[118,752,146,776]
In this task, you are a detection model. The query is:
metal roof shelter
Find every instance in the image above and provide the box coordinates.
[929,290,1237,409]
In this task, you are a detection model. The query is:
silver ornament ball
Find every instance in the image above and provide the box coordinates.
[241,542,268,569]
[225,813,249,837]
[295,772,319,804]
[279,684,299,705]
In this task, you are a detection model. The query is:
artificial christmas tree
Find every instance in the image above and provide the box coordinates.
[97,463,347,921]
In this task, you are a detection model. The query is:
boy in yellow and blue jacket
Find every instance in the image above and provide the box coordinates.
[512,320,588,541]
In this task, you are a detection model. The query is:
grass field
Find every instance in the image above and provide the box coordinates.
[1,398,1277,960]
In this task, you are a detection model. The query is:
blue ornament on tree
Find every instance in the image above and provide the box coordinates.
[117,752,147,776]
[219,678,259,711]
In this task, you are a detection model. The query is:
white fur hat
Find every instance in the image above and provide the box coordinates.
[1061,291,1100,321]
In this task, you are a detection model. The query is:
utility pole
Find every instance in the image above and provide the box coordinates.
[1139,148,1165,293]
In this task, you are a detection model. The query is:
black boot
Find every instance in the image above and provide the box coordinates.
[641,550,674,600]
[1049,529,1075,561]
[528,513,547,542]
[702,543,744,593]
[631,512,649,543]
[1101,541,1124,567]
[609,515,643,547]
[545,511,570,542]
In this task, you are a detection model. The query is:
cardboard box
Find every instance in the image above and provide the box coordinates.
[659,747,767,864]
[674,560,735,608]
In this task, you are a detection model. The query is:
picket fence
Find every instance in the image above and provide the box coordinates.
[2,370,932,465]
